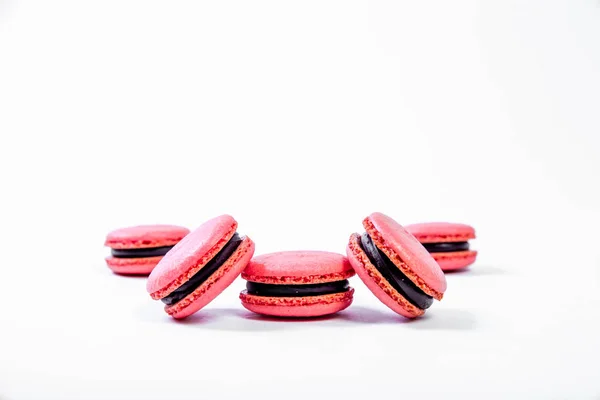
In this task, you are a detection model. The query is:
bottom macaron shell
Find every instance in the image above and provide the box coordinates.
[433,250,478,271]
[346,234,424,319]
[240,289,354,318]
[105,256,162,275]
[165,238,255,319]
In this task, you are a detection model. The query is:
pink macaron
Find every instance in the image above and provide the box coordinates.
[104,225,190,275]
[146,215,255,319]
[346,212,447,319]
[406,222,477,271]
[240,251,355,318]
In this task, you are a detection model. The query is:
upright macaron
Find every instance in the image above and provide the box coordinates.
[104,225,190,275]
[146,215,255,319]
[406,222,477,271]
[240,251,355,318]
[346,212,447,319]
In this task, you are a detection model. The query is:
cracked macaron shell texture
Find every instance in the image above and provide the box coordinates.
[346,212,447,318]
[406,222,477,271]
[240,251,355,317]
[104,224,190,275]
[147,215,255,319]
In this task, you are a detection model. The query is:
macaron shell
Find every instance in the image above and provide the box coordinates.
[166,237,255,319]
[433,250,478,271]
[242,251,355,284]
[346,234,423,318]
[239,289,354,317]
[405,222,476,243]
[105,225,189,249]
[365,212,446,298]
[147,215,237,298]
[105,256,162,275]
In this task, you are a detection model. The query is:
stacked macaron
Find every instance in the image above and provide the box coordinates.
[240,251,355,317]
[104,225,190,275]
[406,222,477,271]
[346,212,446,318]
[146,215,255,319]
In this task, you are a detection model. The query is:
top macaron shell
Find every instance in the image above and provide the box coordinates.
[147,215,238,296]
[105,225,190,249]
[405,222,476,243]
[242,250,355,284]
[366,212,447,295]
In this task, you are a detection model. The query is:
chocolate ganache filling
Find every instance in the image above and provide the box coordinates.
[422,242,469,253]
[246,280,350,297]
[360,233,433,310]
[161,233,243,306]
[111,246,175,258]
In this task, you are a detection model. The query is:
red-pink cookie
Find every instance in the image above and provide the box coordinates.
[104,225,190,275]
[240,251,355,318]
[346,212,447,319]
[146,215,255,319]
[406,222,477,271]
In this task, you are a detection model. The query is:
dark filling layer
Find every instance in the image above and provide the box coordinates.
[246,280,350,297]
[161,233,243,306]
[422,241,469,253]
[111,246,174,258]
[360,233,433,310]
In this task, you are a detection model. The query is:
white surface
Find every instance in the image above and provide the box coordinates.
[1,1,600,399]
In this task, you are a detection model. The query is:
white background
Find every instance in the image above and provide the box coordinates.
[1,1,599,399]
